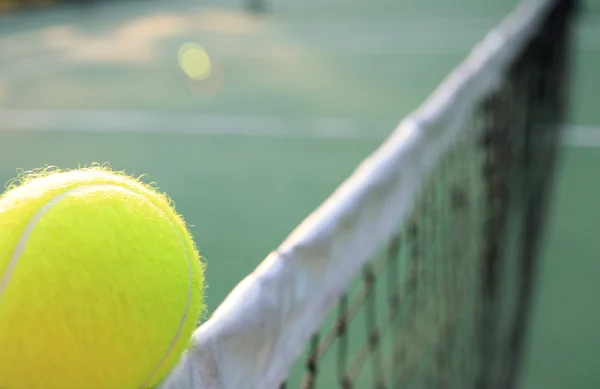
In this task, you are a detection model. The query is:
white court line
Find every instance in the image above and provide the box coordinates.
[0,108,598,147]
[0,108,390,139]
[564,125,600,147]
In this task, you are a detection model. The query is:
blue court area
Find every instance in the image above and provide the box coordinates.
[0,0,598,387]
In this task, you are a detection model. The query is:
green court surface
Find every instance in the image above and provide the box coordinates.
[0,0,598,388]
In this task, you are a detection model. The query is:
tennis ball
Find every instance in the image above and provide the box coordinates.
[0,167,205,389]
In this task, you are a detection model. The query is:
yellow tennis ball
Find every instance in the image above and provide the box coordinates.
[0,167,205,389]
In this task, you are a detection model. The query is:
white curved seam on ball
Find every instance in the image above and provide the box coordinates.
[0,184,194,389]
[137,216,194,389]
[0,187,73,301]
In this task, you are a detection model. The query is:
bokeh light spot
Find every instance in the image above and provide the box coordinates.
[178,43,212,81]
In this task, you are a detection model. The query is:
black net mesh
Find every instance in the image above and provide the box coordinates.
[281,1,577,388]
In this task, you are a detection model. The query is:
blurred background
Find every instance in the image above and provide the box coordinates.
[0,0,598,388]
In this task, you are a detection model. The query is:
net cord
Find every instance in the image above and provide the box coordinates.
[160,1,564,388]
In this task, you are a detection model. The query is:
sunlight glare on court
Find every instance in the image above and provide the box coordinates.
[178,42,212,81]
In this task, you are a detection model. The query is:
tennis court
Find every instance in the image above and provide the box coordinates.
[0,0,598,388]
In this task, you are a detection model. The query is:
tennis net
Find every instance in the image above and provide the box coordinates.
[161,0,578,388]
